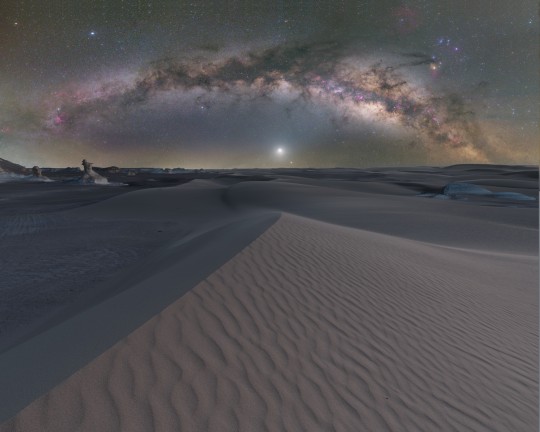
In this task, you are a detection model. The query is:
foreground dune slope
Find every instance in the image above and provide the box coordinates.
[2,212,536,432]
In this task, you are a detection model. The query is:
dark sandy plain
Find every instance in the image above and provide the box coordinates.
[0,164,537,431]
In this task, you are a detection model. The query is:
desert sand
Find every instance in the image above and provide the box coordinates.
[0,165,537,431]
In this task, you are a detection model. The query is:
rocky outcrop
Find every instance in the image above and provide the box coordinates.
[31,165,52,182]
[419,182,535,202]
[0,158,28,175]
[79,159,108,184]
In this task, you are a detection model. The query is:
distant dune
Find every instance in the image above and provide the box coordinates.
[0,166,537,431]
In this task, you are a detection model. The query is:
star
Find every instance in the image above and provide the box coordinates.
[0,1,536,168]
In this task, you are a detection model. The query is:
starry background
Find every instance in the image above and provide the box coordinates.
[0,0,538,168]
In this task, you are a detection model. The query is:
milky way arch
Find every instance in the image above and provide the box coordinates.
[47,42,487,161]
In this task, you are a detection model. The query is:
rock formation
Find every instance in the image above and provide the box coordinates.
[0,158,28,175]
[79,159,108,184]
[30,165,52,181]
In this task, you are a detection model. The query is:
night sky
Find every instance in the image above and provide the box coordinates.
[0,1,538,168]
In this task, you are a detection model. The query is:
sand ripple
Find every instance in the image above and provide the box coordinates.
[2,213,537,431]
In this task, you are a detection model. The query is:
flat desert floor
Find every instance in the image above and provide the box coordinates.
[0,165,537,431]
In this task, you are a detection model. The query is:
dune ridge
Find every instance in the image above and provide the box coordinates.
[2,212,536,431]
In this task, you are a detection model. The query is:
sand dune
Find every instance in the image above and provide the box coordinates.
[2,212,536,431]
[0,167,537,431]
[225,179,538,254]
